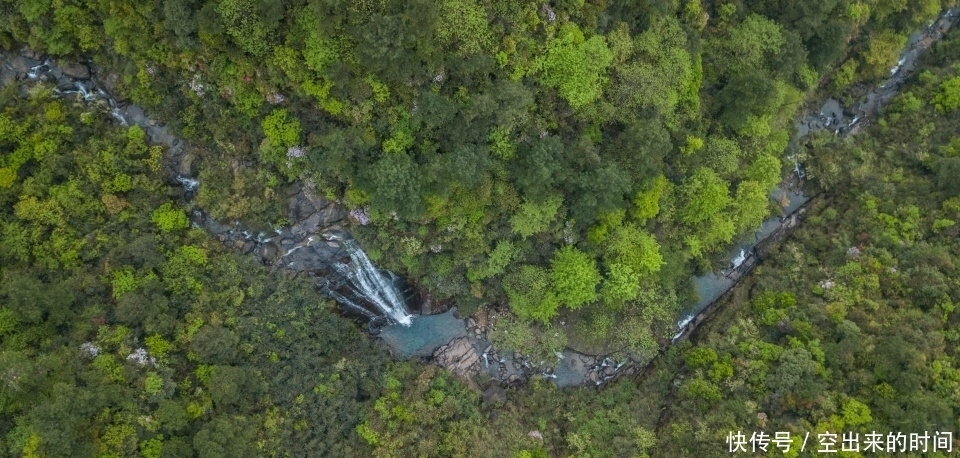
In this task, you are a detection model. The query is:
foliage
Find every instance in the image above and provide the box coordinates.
[504,265,560,324]
[0,91,385,458]
[510,195,563,238]
[549,245,601,310]
[0,1,953,456]
[261,108,301,148]
[536,23,613,109]
[150,202,189,232]
[655,38,960,455]
[933,75,960,113]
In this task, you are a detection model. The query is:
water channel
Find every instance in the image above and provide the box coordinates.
[2,6,956,388]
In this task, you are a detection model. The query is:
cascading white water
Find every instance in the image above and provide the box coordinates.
[176,175,200,192]
[731,249,746,269]
[327,234,413,326]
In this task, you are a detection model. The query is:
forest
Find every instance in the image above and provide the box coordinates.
[1,0,959,456]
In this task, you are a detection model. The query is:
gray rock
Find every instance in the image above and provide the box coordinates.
[482,385,507,405]
[0,68,15,87]
[10,56,39,75]
[288,196,315,222]
[309,242,340,259]
[177,153,196,177]
[258,244,278,261]
[291,213,322,238]
[60,62,90,79]
[242,241,255,254]
[285,183,302,197]
[96,73,120,96]
[20,47,40,60]
[433,337,481,380]
[317,204,345,227]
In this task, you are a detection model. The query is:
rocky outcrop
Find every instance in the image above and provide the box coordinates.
[481,384,506,406]
[60,61,90,79]
[433,337,480,380]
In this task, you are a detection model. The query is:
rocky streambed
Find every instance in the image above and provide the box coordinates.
[1,45,628,389]
[0,47,442,319]
[3,5,956,390]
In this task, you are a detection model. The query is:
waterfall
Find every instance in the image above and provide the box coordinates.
[672,314,695,342]
[176,175,199,192]
[731,249,746,269]
[326,234,413,326]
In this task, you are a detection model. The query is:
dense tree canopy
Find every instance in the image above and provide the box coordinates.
[0,0,955,456]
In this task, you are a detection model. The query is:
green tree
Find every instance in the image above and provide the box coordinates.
[862,30,906,80]
[468,240,521,281]
[933,76,960,113]
[678,168,731,226]
[710,14,784,76]
[435,0,492,56]
[716,71,779,133]
[216,0,281,57]
[190,326,239,365]
[365,152,423,218]
[510,195,563,237]
[192,416,258,458]
[731,180,771,233]
[261,109,301,148]
[536,23,613,108]
[504,265,561,323]
[550,245,601,309]
[609,15,695,122]
[603,224,664,278]
[600,263,641,307]
[701,136,743,178]
[632,175,668,224]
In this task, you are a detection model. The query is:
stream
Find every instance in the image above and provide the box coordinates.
[2,6,956,388]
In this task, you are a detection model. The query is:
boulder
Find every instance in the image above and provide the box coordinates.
[0,68,15,87]
[288,194,319,222]
[10,56,39,75]
[316,204,345,227]
[291,213,322,238]
[95,73,120,97]
[434,337,480,380]
[177,152,196,177]
[482,385,506,406]
[60,62,90,79]
[19,46,40,60]
[257,244,278,262]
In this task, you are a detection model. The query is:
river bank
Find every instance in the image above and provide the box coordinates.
[3,4,956,390]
